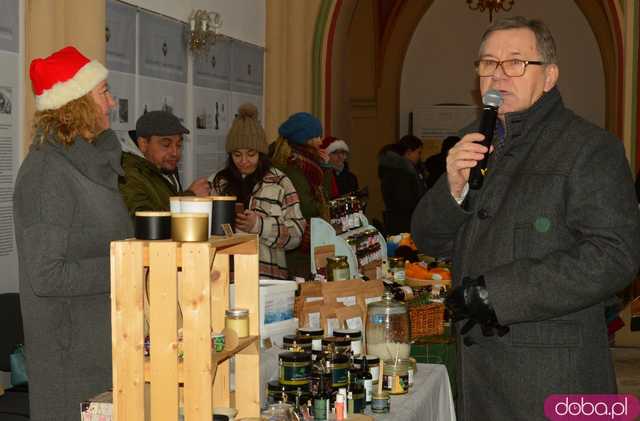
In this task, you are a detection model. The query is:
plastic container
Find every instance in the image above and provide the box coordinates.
[333,328,362,356]
[383,359,410,395]
[321,336,351,356]
[327,354,350,388]
[278,352,311,386]
[266,380,311,405]
[366,291,410,360]
[282,334,312,353]
[297,327,323,352]
[225,308,249,338]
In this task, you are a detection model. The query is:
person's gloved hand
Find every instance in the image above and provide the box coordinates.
[445,275,509,345]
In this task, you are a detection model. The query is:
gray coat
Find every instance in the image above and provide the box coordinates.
[411,88,640,421]
[13,129,132,421]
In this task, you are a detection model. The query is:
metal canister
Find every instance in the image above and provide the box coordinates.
[326,256,350,282]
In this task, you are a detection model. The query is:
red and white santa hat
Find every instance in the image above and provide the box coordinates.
[321,136,350,154]
[29,46,108,111]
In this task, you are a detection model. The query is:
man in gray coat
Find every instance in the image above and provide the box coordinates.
[411,17,640,420]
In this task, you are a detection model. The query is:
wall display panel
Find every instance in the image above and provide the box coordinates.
[230,41,263,95]
[193,38,232,91]
[0,50,19,291]
[106,0,137,73]
[107,71,136,155]
[193,87,230,179]
[138,76,188,182]
[0,0,19,53]
[139,10,188,83]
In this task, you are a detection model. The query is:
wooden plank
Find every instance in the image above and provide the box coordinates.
[111,241,145,421]
[149,242,179,421]
[211,251,230,407]
[181,242,214,421]
[139,235,257,266]
[232,237,260,418]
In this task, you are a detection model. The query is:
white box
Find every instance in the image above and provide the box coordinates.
[230,279,298,333]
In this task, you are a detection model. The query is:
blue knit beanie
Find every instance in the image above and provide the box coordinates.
[278,112,323,145]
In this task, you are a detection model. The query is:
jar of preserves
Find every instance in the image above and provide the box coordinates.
[326,256,350,282]
[225,308,249,338]
[388,257,406,285]
[365,291,410,360]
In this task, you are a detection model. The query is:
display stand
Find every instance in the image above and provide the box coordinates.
[110,234,260,420]
[310,215,387,277]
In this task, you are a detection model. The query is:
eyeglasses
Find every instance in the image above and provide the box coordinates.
[474,58,546,77]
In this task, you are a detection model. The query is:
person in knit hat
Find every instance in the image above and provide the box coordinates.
[270,112,338,278]
[13,46,132,420]
[210,103,305,279]
[322,136,359,196]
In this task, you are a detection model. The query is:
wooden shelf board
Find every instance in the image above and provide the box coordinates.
[143,336,259,383]
[122,234,258,266]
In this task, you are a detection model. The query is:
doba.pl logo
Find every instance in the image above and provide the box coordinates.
[544,395,640,420]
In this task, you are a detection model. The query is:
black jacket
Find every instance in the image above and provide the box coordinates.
[378,149,426,235]
[334,162,358,196]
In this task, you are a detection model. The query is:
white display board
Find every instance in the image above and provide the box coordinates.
[193,87,230,179]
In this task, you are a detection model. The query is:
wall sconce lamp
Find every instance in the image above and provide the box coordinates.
[185,10,223,57]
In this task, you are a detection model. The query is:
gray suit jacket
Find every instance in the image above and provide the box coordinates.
[13,130,132,421]
[412,88,640,421]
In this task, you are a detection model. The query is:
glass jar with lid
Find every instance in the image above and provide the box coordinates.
[326,256,350,282]
[225,308,249,338]
[388,257,406,285]
[365,291,410,360]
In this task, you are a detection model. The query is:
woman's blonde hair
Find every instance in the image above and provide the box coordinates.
[32,93,102,145]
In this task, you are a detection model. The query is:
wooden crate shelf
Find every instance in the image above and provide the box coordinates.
[142,335,260,383]
[110,235,260,421]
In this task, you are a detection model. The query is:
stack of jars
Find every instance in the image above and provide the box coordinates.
[346,229,383,268]
[329,196,363,234]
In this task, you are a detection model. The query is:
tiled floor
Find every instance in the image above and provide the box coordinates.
[612,347,640,397]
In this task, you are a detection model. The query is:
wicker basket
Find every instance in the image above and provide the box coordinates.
[409,302,445,339]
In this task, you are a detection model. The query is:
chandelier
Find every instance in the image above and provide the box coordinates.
[467,0,514,22]
[185,10,223,57]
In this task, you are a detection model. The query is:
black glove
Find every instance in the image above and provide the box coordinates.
[445,275,509,345]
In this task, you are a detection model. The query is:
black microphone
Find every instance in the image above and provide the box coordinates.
[468,90,503,190]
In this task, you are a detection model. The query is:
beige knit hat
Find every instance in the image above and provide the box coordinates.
[225,103,268,154]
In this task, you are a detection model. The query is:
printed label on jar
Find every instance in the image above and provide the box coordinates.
[279,364,309,385]
[332,267,350,281]
[312,338,322,351]
[408,368,414,386]
[364,379,373,402]
[392,269,406,282]
[383,373,409,394]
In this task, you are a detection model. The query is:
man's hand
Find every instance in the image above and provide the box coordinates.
[187,177,210,196]
[318,148,329,164]
[445,276,509,345]
[446,133,492,198]
[235,210,259,233]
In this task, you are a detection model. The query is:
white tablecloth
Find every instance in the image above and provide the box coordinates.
[260,347,456,421]
[367,363,456,421]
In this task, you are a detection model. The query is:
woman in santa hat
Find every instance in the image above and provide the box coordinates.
[13,46,132,420]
